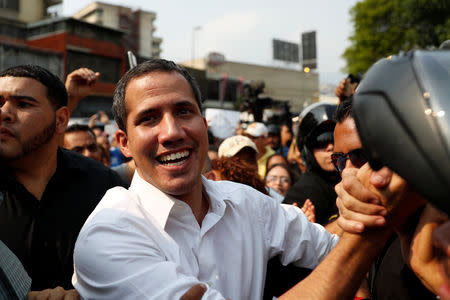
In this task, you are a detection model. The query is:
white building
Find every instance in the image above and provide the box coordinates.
[72,1,162,58]
[0,0,62,23]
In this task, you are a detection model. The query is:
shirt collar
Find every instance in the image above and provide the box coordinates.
[129,171,177,229]
[129,171,230,229]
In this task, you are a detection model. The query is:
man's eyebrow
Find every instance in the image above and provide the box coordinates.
[134,107,157,122]
[10,95,39,103]
[174,100,196,107]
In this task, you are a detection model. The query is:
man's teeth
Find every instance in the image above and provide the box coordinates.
[160,150,190,162]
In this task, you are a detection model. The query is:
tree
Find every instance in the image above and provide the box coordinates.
[343,0,450,75]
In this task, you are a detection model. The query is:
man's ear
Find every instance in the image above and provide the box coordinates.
[202,117,208,129]
[55,107,70,134]
[116,129,132,158]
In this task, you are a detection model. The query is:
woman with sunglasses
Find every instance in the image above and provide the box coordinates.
[283,103,340,226]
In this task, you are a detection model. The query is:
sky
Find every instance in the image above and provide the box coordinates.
[61,0,359,85]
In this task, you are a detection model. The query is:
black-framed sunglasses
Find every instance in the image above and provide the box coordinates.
[331,148,368,173]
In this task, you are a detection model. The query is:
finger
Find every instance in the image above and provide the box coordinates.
[337,190,386,216]
[292,202,298,207]
[336,179,386,216]
[336,197,386,228]
[180,284,207,300]
[369,167,393,188]
[339,167,382,205]
[48,287,65,300]
[337,215,365,233]
[28,289,51,300]
[64,290,81,300]
[27,291,40,300]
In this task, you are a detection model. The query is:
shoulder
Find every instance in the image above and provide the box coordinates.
[205,178,272,204]
[82,186,139,226]
[204,178,282,227]
[60,148,127,187]
[285,172,329,200]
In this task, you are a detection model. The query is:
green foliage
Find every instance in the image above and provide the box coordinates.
[343,0,450,74]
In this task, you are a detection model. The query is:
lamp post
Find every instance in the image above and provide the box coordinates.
[191,26,202,67]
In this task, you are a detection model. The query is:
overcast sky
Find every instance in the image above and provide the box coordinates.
[61,0,359,85]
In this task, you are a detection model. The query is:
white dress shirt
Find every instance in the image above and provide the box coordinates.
[73,172,339,299]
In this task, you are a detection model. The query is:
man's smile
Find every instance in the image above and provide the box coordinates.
[157,149,191,166]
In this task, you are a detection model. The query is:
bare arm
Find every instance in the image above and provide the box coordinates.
[280,228,392,299]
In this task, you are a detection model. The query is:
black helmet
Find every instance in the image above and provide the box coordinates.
[297,103,337,174]
[297,103,337,151]
[353,50,450,215]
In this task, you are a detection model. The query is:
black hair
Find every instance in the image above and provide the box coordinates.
[266,153,288,170]
[65,124,96,140]
[334,97,353,123]
[0,64,67,109]
[112,58,202,132]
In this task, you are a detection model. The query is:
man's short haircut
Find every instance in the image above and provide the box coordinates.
[112,58,203,132]
[65,124,96,140]
[0,64,67,109]
[334,97,354,123]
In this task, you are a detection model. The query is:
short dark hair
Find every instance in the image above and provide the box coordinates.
[65,124,96,140]
[334,97,354,123]
[112,58,202,132]
[0,64,67,109]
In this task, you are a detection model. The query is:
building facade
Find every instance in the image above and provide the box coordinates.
[183,55,319,114]
[72,1,162,59]
[0,0,62,23]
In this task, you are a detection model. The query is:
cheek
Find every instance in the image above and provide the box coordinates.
[129,129,157,154]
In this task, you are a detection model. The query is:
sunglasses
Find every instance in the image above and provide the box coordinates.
[331,148,368,173]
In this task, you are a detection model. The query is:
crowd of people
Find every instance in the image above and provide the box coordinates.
[0,44,448,300]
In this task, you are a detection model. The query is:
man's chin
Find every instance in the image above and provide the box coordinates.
[0,147,25,162]
[159,178,200,199]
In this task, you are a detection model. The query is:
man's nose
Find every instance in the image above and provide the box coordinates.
[0,101,15,123]
[158,114,184,144]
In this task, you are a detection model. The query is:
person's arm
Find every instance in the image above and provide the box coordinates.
[65,68,100,115]
[334,164,448,296]
[280,227,392,299]
[324,220,343,236]
[281,164,418,299]
[265,199,339,269]
[400,204,448,295]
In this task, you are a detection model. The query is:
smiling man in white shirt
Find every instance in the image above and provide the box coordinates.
[72,59,338,299]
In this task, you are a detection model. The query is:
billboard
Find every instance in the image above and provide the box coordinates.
[272,39,299,63]
[302,31,317,69]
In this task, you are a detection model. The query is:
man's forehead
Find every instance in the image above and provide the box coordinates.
[124,71,196,107]
[0,76,47,94]
[127,71,186,90]
[67,130,95,139]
